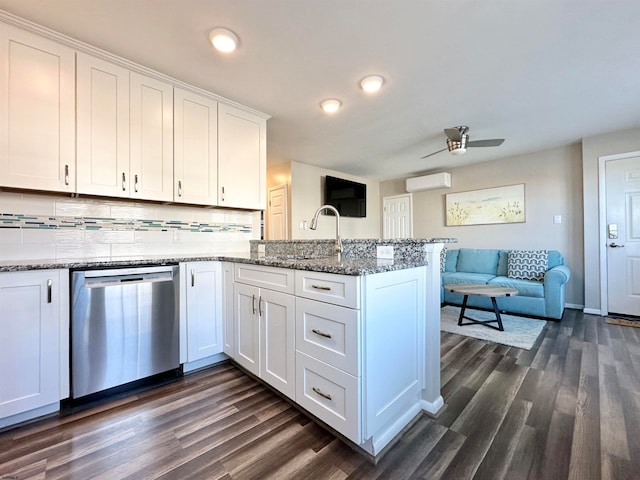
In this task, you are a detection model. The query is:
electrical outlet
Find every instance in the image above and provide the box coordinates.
[257,244,266,256]
[554,215,562,224]
[377,245,394,259]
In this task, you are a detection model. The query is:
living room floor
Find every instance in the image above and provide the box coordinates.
[0,309,637,480]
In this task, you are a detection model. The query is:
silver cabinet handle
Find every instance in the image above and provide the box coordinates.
[311,285,331,291]
[122,172,126,191]
[312,387,332,401]
[134,174,139,192]
[191,269,195,287]
[258,296,263,317]
[178,180,182,197]
[47,279,52,303]
[221,186,225,202]
[609,243,625,248]
[312,329,332,339]
[64,165,69,186]
[252,294,256,315]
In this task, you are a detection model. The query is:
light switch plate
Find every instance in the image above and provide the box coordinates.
[377,245,394,259]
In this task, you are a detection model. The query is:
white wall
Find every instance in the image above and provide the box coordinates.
[0,191,260,261]
[582,126,640,312]
[266,161,381,240]
[380,144,584,307]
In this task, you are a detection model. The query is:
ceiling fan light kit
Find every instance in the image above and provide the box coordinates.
[447,135,468,154]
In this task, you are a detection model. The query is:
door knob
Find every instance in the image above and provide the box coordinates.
[609,243,625,248]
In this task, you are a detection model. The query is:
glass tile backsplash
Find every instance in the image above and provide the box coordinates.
[0,191,259,261]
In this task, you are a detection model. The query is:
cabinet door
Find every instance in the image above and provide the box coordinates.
[234,282,260,376]
[185,262,223,362]
[130,72,173,202]
[174,88,218,205]
[0,25,75,192]
[218,103,266,209]
[0,271,60,419]
[260,288,296,399]
[76,52,130,197]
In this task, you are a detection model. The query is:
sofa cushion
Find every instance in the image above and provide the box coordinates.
[488,276,545,298]
[508,250,548,281]
[442,272,496,285]
[456,248,500,275]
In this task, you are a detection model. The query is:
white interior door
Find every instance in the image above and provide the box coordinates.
[606,155,640,316]
[383,194,413,239]
[267,184,288,240]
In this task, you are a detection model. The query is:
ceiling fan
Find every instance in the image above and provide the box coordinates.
[420,126,505,159]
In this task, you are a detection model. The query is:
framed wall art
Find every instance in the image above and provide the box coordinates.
[445,183,525,226]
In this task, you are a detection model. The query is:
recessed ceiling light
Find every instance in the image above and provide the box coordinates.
[320,99,342,114]
[209,28,239,53]
[360,75,384,93]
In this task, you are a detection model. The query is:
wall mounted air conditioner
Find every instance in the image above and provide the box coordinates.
[406,172,452,192]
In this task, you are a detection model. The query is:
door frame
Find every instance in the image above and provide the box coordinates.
[598,150,640,315]
[382,193,413,239]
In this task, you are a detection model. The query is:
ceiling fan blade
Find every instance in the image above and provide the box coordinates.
[467,138,505,148]
[420,147,448,159]
[444,127,463,142]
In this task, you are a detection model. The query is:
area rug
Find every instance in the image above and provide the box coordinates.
[440,305,546,350]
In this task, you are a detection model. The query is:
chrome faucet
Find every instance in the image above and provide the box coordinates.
[310,205,343,258]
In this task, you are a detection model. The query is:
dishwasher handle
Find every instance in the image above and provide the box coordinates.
[84,270,174,288]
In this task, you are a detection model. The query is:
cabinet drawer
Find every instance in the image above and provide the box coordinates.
[234,263,295,294]
[296,298,359,376]
[295,352,360,443]
[295,271,359,308]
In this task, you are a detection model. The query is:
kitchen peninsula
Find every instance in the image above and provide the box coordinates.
[0,237,455,459]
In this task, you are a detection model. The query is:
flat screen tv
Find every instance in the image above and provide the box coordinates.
[324,175,366,218]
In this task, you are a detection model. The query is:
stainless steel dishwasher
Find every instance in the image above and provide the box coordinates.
[71,265,180,399]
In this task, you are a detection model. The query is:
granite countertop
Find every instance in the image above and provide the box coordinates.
[0,252,432,276]
[0,238,456,275]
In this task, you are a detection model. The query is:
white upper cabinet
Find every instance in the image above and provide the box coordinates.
[130,72,174,201]
[76,53,129,197]
[218,103,267,210]
[174,88,218,206]
[0,24,75,193]
[77,53,174,201]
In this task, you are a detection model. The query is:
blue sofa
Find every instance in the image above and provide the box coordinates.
[441,248,571,320]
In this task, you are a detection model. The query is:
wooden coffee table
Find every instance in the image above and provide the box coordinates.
[444,283,518,331]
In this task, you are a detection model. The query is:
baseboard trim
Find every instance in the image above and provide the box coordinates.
[583,307,602,316]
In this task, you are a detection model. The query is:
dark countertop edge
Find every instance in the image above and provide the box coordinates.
[0,253,433,276]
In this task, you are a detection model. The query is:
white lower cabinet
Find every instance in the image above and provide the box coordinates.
[0,269,69,427]
[231,263,427,455]
[180,262,223,366]
[233,264,296,399]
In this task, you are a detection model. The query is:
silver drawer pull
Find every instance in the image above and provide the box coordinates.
[312,329,332,339]
[312,387,332,401]
[47,279,52,303]
[311,285,331,291]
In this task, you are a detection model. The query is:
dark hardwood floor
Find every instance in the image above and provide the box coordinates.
[1,308,639,479]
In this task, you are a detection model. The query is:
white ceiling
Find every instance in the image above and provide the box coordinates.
[1,0,639,180]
